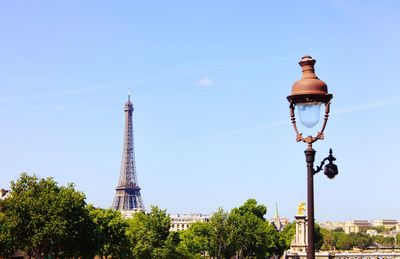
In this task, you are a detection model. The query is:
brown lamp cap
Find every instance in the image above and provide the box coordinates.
[287,56,332,104]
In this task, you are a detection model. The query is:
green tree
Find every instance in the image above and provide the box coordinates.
[208,207,233,258]
[280,222,295,249]
[227,199,281,258]
[332,227,344,232]
[89,206,130,258]
[332,232,373,251]
[321,228,336,251]
[373,235,395,248]
[351,233,373,251]
[154,231,192,259]
[1,173,96,258]
[203,199,284,258]
[372,226,386,233]
[314,224,324,251]
[335,232,353,250]
[264,220,286,257]
[179,221,212,257]
[0,210,14,257]
[126,206,175,259]
[386,236,395,247]
[236,199,266,219]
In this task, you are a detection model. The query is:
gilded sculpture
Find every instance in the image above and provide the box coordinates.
[297,202,305,216]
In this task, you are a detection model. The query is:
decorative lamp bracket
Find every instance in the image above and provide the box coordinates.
[314,148,338,179]
[289,101,331,145]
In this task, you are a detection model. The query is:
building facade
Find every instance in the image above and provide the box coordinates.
[170,213,210,231]
[0,189,10,200]
[344,220,372,234]
[372,219,398,229]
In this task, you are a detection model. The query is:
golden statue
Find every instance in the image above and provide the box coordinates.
[297,202,305,216]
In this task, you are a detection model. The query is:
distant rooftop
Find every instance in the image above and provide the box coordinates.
[0,189,10,200]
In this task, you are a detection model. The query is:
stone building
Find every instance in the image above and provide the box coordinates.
[170,213,210,231]
[0,188,10,200]
[372,219,398,229]
[344,220,371,234]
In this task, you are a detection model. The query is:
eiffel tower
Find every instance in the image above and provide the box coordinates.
[112,93,145,215]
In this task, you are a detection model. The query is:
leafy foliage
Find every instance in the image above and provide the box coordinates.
[1,174,307,258]
[89,206,130,258]
[179,221,212,256]
[320,228,375,251]
[332,227,344,232]
[372,226,387,233]
[208,207,234,258]
[181,199,284,258]
[1,173,97,258]
[0,210,14,257]
[321,227,336,250]
[374,235,395,247]
[280,222,296,249]
[314,224,324,250]
[351,233,373,250]
[334,231,353,250]
[126,206,189,259]
[227,199,280,258]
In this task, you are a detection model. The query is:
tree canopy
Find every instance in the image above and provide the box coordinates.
[1,173,96,259]
[7,173,391,258]
[126,206,189,259]
[179,199,284,258]
[89,206,130,258]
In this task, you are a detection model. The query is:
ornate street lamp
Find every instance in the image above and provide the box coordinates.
[287,56,339,259]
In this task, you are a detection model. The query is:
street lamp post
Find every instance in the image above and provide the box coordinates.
[287,56,339,259]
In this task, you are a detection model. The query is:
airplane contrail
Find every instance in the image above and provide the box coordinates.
[0,81,133,103]
[332,97,400,115]
[171,97,400,145]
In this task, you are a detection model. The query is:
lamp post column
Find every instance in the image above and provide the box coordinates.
[287,56,336,259]
[305,146,316,259]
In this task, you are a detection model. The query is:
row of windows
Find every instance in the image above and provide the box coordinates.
[173,218,209,222]
[171,224,190,229]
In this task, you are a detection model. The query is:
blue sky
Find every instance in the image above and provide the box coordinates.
[1,1,400,221]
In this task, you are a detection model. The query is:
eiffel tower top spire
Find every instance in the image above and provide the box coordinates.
[112,93,144,214]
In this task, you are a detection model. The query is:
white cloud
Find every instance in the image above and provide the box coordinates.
[0,81,133,103]
[170,120,288,146]
[195,77,215,87]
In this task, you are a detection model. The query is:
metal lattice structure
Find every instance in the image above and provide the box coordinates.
[112,94,145,213]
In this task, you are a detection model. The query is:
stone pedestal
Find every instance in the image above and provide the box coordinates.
[290,215,308,253]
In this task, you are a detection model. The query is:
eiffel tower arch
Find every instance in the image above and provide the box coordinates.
[112,94,145,216]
